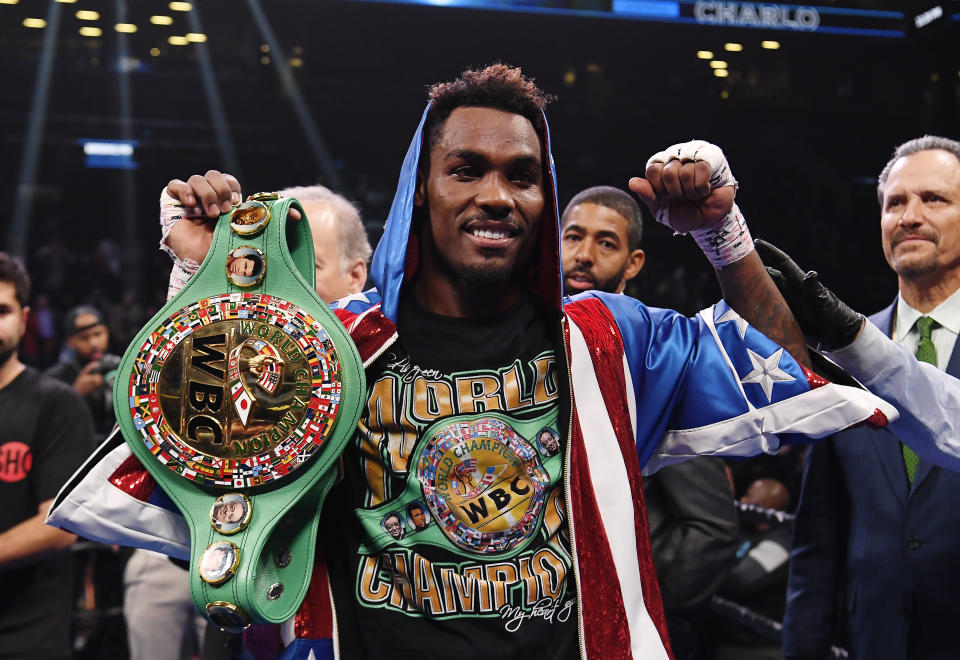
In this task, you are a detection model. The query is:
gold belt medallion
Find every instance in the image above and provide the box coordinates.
[128,293,342,489]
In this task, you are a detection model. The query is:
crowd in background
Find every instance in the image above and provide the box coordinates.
[1,4,955,656]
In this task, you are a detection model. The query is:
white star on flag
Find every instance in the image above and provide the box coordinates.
[741,347,795,402]
[333,291,371,309]
[717,308,749,339]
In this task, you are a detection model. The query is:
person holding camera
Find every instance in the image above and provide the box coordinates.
[47,305,120,439]
[44,304,126,657]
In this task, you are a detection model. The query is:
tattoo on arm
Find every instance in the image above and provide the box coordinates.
[716,250,812,368]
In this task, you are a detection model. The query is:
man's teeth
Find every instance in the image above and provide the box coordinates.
[471,228,510,240]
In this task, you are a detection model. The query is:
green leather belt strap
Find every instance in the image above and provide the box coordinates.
[113,193,365,632]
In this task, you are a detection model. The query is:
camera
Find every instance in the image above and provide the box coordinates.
[95,354,122,375]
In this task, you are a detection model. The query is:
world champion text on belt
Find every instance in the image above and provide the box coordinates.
[126,292,344,489]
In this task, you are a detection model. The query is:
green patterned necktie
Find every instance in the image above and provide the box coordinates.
[903,316,937,484]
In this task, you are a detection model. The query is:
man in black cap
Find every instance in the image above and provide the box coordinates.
[46,306,128,657]
[47,305,119,438]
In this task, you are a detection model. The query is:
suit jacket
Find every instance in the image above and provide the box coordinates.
[645,458,739,660]
[783,301,960,660]
[646,457,739,613]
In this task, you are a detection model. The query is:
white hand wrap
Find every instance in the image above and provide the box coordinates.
[646,139,751,268]
[690,203,753,269]
[159,187,202,301]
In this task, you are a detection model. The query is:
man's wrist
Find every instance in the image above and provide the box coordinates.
[824,319,887,384]
[839,315,867,349]
[691,203,754,269]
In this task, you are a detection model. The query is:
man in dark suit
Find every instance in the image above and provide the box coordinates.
[782,135,960,660]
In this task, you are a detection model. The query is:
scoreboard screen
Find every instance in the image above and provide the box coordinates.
[345,0,960,39]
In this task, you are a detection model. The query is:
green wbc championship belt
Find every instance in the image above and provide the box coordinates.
[113,193,365,632]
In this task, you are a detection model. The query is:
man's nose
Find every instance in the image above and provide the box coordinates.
[476,174,514,216]
[900,197,925,227]
[575,241,594,265]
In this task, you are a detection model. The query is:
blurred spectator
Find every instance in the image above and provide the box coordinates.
[46,305,120,439]
[46,304,128,658]
[709,447,805,660]
[278,184,372,300]
[728,448,805,514]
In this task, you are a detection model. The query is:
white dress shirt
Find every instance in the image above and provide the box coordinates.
[892,287,960,370]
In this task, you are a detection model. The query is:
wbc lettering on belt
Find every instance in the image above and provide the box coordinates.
[127,294,343,489]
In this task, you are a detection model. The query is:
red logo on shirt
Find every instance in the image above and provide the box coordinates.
[0,442,32,482]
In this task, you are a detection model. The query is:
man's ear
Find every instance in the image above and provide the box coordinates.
[19,306,30,339]
[624,249,645,282]
[347,259,368,294]
[414,167,426,208]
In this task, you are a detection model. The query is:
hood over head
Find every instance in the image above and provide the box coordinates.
[370,102,562,322]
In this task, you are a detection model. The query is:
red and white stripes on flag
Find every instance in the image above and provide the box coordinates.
[565,298,674,660]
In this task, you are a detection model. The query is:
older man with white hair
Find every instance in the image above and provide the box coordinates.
[278,185,371,302]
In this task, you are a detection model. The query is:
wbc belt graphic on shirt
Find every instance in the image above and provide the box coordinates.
[357,411,563,557]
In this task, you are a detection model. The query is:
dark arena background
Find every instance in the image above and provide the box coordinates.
[0,0,958,657]
[3,0,958,335]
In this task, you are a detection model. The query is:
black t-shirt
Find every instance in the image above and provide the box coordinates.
[323,293,578,659]
[0,366,96,660]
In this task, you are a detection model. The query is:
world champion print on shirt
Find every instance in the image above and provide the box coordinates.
[350,349,575,625]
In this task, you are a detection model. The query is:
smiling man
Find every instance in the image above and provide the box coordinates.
[561,186,645,295]
[412,104,545,315]
[50,65,894,660]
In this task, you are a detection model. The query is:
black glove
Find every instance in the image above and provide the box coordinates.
[754,239,864,351]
